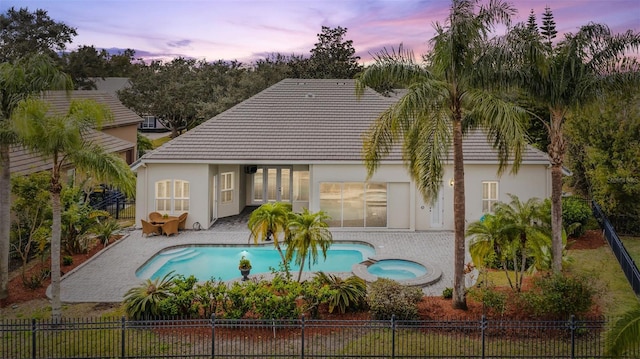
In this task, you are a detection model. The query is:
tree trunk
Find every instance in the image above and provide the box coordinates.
[451,119,468,310]
[297,256,305,283]
[548,111,565,273]
[0,144,10,300]
[50,176,63,322]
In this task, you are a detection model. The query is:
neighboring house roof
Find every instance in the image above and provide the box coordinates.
[43,91,142,129]
[9,90,141,175]
[10,129,135,175]
[91,77,131,94]
[140,78,549,164]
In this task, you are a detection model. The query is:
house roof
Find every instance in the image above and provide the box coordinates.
[91,77,131,94]
[9,90,140,175]
[140,79,549,164]
[43,91,142,129]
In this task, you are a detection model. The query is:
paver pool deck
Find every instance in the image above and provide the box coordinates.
[53,224,465,303]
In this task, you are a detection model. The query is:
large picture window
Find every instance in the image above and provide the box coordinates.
[482,181,498,213]
[155,179,189,213]
[319,182,387,227]
[221,172,234,204]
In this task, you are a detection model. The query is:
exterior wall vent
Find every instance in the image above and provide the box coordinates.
[305,93,316,98]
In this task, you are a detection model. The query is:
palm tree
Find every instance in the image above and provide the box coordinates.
[356,0,528,309]
[467,213,514,288]
[0,55,72,300]
[247,202,293,276]
[11,97,136,321]
[605,305,640,358]
[285,208,333,282]
[492,194,549,290]
[500,14,640,272]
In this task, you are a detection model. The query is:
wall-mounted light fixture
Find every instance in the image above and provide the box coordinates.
[449,178,455,187]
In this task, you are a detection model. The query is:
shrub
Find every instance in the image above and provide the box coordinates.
[520,273,596,319]
[123,272,176,319]
[22,268,50,289]
[367,278,423,320]
[468,286,508,316]
[62,255,73,266]
[442,287,453,299]
[563,196,592,237]
[157,275,199,317]
[93,219,121,247]
[315,272,367,314]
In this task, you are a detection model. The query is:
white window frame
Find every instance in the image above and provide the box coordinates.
[141,116,155,129]
[173,180,190,212]
[482,181,499,213]
[155,179,190,213]
[221,172,234,204]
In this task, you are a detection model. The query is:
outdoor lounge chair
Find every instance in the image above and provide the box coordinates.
[178,212,188,230]
[141,219,162,237]
[149,211,163,223]
[162,219,179,237]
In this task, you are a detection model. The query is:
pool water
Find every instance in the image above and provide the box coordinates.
[367,259,427,280]
[136,243,376,281]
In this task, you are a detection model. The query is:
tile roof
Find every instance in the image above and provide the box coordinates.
[10,129,134,175]
[42,91,142,129]
[141,79,549,164]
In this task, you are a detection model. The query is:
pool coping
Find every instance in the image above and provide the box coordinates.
[351,256,443,287]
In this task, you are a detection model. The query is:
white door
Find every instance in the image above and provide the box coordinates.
[430,186,444,228]
[210,175,217,223]
[256,166,292,203]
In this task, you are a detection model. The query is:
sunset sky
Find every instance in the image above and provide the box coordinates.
[3,0,639,64]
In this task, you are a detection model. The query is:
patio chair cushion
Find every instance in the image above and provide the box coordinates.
[141,219,162,237]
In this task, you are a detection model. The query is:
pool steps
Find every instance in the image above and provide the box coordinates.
[136,248,201,278]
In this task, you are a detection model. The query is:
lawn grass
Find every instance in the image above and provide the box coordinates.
[151,136,171,148]
[622,236,640,263]
[566,246,639,318]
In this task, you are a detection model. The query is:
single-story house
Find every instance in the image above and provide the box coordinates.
[10,91,142,175]
[133,79,551,231]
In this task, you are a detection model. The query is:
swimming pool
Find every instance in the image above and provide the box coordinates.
[136,243,376,281]
[367,259,427,280]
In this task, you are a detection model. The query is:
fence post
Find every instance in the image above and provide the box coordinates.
[115,196,120,219]
[569,315,576,359]
[301,315,305,359]
[211,314,215,359]
[481,315,487,359]
[391,315,396,359]
[121,316,126,359]
[31,318,36,359]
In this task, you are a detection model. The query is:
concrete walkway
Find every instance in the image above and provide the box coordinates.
[53,225,462,303]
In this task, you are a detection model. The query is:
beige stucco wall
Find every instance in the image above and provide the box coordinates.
[135,163,210,230]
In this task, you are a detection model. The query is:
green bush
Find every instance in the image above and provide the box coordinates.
[367,278,423,320]
[520,273,596,319]
[123,272,176,319]
[158,275,199,317]
[315,272,367,314]
[468,286,508,316]
[62,255,73,266]
[442,287,453,299]
[563,196,592,237]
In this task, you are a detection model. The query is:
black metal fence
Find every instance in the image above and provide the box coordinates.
[91,192,135,220]
[1,315,634,358]
[592,200,640,296]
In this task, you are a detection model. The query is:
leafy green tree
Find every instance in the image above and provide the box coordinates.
[566,91,640,234]
[356,0,528,309]
[0,55,72,300]
[500,11,640,271]
[137,132,153,157]
[605,305,640,358]
[468,214,513,287]
[308,26,362,79]
[248,202,293,277]
[0,7,77,62]
[11,98,136,321]
[10,172,51,282]
[118,58,199,138]
[285,209,333,282]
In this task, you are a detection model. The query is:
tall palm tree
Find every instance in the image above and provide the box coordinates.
[0,55,72,300]
[247,202,293,276]
[356,0,528,309]
[285,209,333,282]
[500,16,640,272]
[11,97,135,321]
